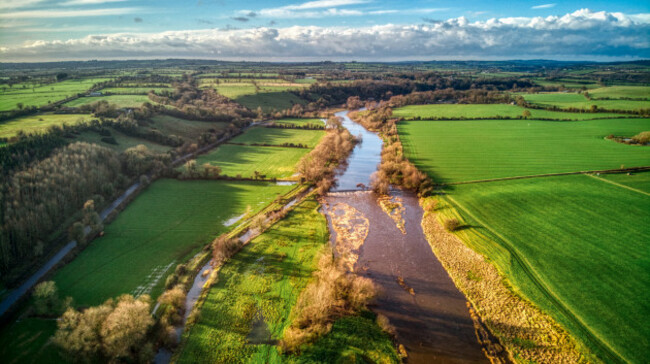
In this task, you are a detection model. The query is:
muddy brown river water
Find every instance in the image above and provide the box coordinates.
[325,111,489,363]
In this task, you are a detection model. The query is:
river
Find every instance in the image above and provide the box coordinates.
[324,110,489,363]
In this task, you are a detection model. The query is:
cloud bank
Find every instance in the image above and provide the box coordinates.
[2,9,649,62]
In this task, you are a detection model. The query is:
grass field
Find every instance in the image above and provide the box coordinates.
[0,317,61,364]
[444,175,650,364]
[398,118,650,183]
[100,87,171,95]
[63,95,153,108]
[207,81,308,112]
[0,113,94,139]
[0,78,112,111]
[148,115,227,140]
[531,78,600,89]
[598,170,650,193]
[177,197,397,363]
[235,92,307,112]
[392,104,627,120]
[521,92,650,111]
[587,86,650,99]
[53,179,292,306]
[75,128,172,153]
[230,127,324,148]
[271,118,324,126]
[194,144,309,179]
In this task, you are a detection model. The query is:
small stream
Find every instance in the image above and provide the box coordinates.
[325,110,489,363]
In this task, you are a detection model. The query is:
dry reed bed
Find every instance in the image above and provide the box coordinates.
[421,204,586,363]
[323,202,369,272]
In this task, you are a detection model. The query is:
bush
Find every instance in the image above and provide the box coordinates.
[444,218,461,232]
[212,234,240,264]
[33,281,67,316]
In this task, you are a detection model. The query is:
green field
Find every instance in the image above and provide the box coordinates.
[0,78,112,111]
[445,175,650,364]
[63,95,154,108]
[587,86,650,99]
[100,87,171,95]
[531,78,601,89]
[75,128,172,153]
[235,91,307,112]
[208,82,308,112]
[398,118,650,183]
[177,197,397,363]
[195,144,308,179]
[230,127,324,148]
[148,115,227,140]
[598,170,650,193]
[53,179,292,306]
[0,113,94,139]
[271,118,324,126]
[392,104,627,120]
[0,317,61,364]
[521,92,650,111]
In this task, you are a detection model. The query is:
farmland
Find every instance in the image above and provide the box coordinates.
[0,78,112,111]
[53,179,292,306]
[147,115,227,140]
[176,197,397,363]
[392,104,627,120]
[74,127,172,153]
[398,118,650,183]
[63,95,154,108]
[194,144,309,179]
[521,92,650,111]
[200,78,310,112]
[230,127,324,148]
[587,86,650,99]
[271,118,324,126]
[0,113,94,139]
[442,175,650,364]
[100,87,171,95]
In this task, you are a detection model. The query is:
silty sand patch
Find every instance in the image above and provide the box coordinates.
[378,195,406,234]
[327,202,369,272]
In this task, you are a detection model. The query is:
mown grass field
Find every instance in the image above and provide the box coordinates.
[587,86,650,99]
[598,170,650,193]
[392,104,627,120]
[0,78,112,111]
[0,113,94,139]
[148,115,227,140]
[521,92,650,111]
[54,179,292,306]
[398,118,650,183]
[195,144,309,179]
[75,128,172,153]
[230,127,324,148]
[176,197,397,364]
[443,175,650,364]
[63,95,153,108]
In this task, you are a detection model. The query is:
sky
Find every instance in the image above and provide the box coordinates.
[0,0,649,62]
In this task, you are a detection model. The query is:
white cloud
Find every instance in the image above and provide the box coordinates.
[0,0,47,9]
[2,9,648,61]
[61,0,128,6]
[532,4,556,10]
[283,0,369,10]
[0,7,141,19]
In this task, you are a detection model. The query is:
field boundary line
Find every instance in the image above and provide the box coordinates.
[444,166,650,186]
[445,195,626,364]
[585,174,650,197]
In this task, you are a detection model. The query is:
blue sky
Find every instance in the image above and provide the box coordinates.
[1,0,649,61]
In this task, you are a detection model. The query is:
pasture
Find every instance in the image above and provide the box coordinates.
[521,92,650,111]
[75,128,172,153]
[598,170,650,193]
[0,113,94,139]
[0,78,112,111]
[392,104,627,120]
[194,144,309,179]
[270,118,324,127]
[100,87,171,95]
[443,175,650,364]
[53,179,292,306]
[587,86,650,99]
[398,118,650,183]
[0,317,60,364]
[63,95,154,108]
[147,115,227,140]
[176,197,397,363]
[230,127,324,148]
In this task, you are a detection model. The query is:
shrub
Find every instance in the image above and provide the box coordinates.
[444,218,461,232]
[33,281,67,316]
[212,234,240,265]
